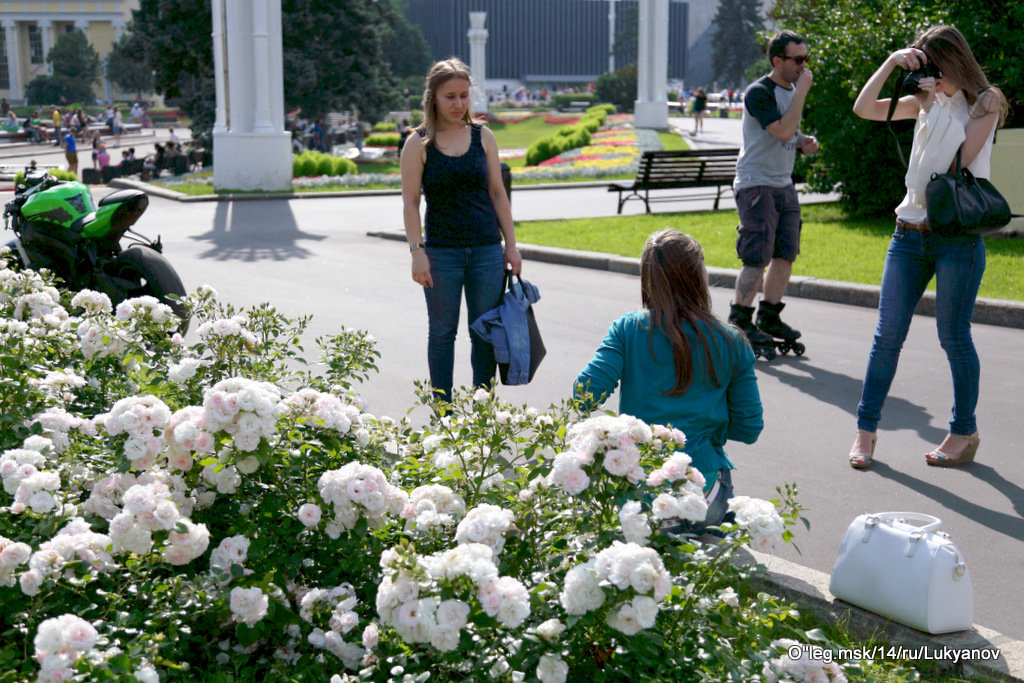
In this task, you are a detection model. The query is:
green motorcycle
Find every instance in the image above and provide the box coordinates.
[3,171,187,326]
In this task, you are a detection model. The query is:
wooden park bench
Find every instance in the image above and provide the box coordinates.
[609,148,739,214]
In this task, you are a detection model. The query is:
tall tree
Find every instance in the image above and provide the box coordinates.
[711,0,764,89]
[384,0,432,81]
[130,0,216,132]
[25,30,101,105]
[129,0,402,136]
[106,29,155,99]
[281,0,398,122]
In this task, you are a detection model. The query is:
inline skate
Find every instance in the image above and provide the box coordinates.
[756,301,805,356]
[728,303,777,360]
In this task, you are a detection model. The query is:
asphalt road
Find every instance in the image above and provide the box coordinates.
[2,118,1021,641]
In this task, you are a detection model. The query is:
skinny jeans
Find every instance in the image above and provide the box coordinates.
[857,226,985,435]
[422,244,504,400]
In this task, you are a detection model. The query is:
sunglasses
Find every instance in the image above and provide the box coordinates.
[781,55,809,65]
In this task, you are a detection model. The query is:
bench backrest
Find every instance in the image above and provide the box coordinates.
[638,148,739,187]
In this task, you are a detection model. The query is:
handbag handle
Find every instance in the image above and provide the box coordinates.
[866,511,942,533]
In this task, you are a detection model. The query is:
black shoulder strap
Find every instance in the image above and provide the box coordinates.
[886,70,911,168]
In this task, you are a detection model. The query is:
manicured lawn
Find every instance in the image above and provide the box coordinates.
[514,203,1024,301]
[487,115,568,148]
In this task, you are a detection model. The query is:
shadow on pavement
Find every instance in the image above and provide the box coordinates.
[867,460,1024,541]
[192,201,326,261]
[754,355,946,444]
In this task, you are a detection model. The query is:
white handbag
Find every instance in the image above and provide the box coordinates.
[828,512,973,634]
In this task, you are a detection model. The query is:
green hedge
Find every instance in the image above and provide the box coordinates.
[365,132,399,147]
[292,151,357,178]
[550,92,597,108]
[13,169,78,186]
[524,105,615,166]
[372,122,396,132]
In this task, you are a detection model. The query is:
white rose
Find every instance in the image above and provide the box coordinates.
[536,653,569,683]
[298,503,322,528]
[535,618,565,642]
[230,586,269,626]
[19,569,42,596]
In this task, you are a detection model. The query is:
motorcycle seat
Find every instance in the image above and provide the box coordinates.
[98,188,146,207]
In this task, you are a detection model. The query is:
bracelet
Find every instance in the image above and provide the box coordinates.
[409,242,423,252]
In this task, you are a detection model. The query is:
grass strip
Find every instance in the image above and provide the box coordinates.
[514,203,1024,301]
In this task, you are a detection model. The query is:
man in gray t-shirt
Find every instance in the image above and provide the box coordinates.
[728,30,819,354]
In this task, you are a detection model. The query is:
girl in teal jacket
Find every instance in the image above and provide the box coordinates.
[575,230,763,526]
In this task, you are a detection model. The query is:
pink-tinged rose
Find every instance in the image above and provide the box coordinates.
[298,503,322,528]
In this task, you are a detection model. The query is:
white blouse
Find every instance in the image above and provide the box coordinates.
[895,90,996,223]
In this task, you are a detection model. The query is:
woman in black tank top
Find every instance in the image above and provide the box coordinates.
[400,58,522,404]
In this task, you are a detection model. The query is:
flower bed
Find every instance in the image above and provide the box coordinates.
[489,111,543,124]
[544,115,581,125]
[514,124,640,179]
[0,248,918,682]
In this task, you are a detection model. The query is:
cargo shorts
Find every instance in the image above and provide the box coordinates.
[734,184,802,267]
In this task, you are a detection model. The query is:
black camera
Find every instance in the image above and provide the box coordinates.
[903,61,941,94]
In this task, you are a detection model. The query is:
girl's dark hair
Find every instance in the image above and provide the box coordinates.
[916,25,1008,126]
[640,229,726,395]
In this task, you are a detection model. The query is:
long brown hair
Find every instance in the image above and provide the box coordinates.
[640,229,726,395]
[418,58,475,146]
[916,25,1008,126]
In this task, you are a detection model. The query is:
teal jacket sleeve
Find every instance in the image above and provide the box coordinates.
[574,318,625,409]
[725,338,763,444]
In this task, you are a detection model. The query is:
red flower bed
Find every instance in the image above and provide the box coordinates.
[544,115,580,125]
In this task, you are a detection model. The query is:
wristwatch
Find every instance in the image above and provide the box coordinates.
[409,242,424,252]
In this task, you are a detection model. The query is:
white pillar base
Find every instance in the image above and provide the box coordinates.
[213,132,293,192]
[634,101,669,129]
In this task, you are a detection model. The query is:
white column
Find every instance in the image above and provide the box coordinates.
[211,0,228,134]
[39,21,54,75]
[633,0,669,129]
[2,20,18,100]
[467,12,488,114]
[251,0,274,133]
[112,20,126,40]
[213,0,291,191]
[608,0,616,73]
[74,19,90,32]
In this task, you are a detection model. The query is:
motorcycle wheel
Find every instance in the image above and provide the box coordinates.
[111,246,190,332]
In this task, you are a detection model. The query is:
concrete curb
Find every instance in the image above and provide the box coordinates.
[106,176,615,201]
[733,547,1024,682]
[367,230,1024,330]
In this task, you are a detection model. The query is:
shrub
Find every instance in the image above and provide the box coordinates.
[551,92,597,108]
[527,122,593,166]
[333,156,357,177]
[372,121,396,132]
[316,154,335,177]
[0,257,924,683]
[295,153,319,177]
[365,132,399,147]
[595,62,638,113]
[291,152,356,179]
[13,169,78,186]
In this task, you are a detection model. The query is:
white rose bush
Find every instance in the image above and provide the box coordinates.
[0,248,918,681]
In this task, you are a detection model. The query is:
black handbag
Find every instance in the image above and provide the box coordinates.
[498,272,546,385]
[926,148,1011,237]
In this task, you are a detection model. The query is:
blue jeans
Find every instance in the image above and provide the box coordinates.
[857,227,985,435]
[423,243,505,400]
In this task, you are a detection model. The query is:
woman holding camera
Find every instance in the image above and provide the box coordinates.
[847,25,1007,469]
